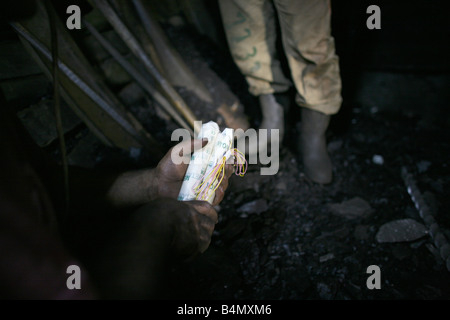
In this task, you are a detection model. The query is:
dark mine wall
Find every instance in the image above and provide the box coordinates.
[330,0,450,129]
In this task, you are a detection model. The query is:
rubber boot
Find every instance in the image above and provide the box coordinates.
[299,107,332,184]
[236,93,285,157]
[259,93,285,143]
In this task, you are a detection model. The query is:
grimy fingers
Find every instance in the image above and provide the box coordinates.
[212,167,231,206]
[225,164,234,179]
[173,138,208,157]
[212,185,225,206]
[196,212,216,253]
[188,200,218,224]
[170,138,208,166]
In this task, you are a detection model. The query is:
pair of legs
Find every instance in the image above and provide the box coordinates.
[219,0,342,183]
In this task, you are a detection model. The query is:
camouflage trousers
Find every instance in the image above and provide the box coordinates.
[219,0,342,115]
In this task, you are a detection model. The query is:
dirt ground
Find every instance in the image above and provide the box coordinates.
[165,108,450,300]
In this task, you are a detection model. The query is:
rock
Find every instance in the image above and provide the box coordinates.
[100,58,132,86]
[328,197,374,219]
[118,82,145,106]
[372,154,384,165]
[17,99,82,147]
[370,106,379,114]
[376,219,428,243]
[319,253,335,263]
[68,131,102,168]
[237,199,269,215]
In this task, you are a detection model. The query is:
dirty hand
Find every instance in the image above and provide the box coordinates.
[153,139,233,206]
[132,198,218,260]
[172,200,219,258]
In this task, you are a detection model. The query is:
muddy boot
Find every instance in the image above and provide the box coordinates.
[299,107,332,184]
[237,93,285,157]
[259,93,285,143]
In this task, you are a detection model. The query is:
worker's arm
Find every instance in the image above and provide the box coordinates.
[49,138,233,213]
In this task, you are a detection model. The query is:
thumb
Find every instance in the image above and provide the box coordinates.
[181,138,208,156]
[171,138,207,158]
[189,138,208,155]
